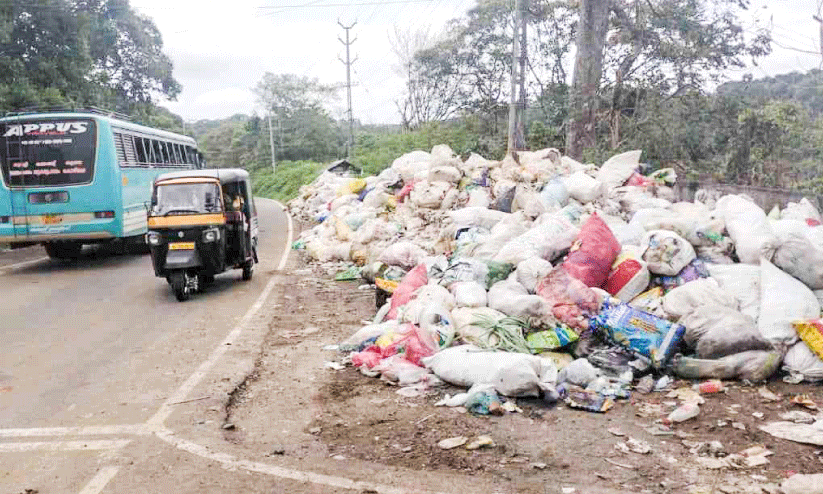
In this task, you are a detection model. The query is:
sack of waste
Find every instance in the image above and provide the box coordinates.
[563,212,621,288]
[782,340,823,382]
[758,258,820,347]
[640,230,696,276]
[716,194,778,264]
[662,277,738,320]
[706,263,761,321]
[421,345,558,397]
[679,305,772,359]
[672,350,782,382]
[515,257,554,294]
[535,267,600,330]
[772,219,823,290]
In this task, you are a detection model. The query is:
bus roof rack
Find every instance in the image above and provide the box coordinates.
[4,106,132,121]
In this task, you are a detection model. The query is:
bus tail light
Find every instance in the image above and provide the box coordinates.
[94,211,115,219]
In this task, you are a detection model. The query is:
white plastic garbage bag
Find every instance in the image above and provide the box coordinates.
[782,340,823,382]
[772,219,823,289]
[640,230,696,276]
[421,345,558,397]
[680,305,771,359]
[781,197,822,225]
[391,150,431,181]
[706,263,761,322]
[451,307,506,347]
[487,278,549,320]
[563,171,604,203]
[410,180,451,209]
[596,150,641,190]
[716,195,778,264]
[448,207,509,231]
[428,165,462,184]
[450,281,488,308]
[378,241,428,270]
[493,211,579,265]
[516,257,554,294]
[662,278,738,319]
[758,258,820,346]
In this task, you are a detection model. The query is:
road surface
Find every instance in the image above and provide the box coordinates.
[0,198,300,493]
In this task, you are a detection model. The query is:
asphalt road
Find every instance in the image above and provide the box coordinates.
[0,198,293,493]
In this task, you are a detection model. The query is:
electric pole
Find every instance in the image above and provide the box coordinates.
[507,0,526,155]
[267,112,276,174]
[338,20,357,158]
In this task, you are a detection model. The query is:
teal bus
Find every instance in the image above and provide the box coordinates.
[0,109,202,258]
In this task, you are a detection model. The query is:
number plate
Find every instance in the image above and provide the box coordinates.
[168,242,195,250]
[42,214,63,224]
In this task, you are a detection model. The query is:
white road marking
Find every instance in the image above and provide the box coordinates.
[155,429,443,494]
[147,201,291,427]
[0,424,152,438]
[78,466,122,494]
[0,439,131,453]
[273,200,293,271]
[0,256,49,273]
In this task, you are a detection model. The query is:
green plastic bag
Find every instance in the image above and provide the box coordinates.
[526,326,579,352]
[334,266,360,281]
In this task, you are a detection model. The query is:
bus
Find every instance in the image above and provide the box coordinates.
[0,109,203,259]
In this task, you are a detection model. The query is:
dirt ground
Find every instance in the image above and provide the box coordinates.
[226,223,823,494]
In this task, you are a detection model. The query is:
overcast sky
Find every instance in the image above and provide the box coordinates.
[130,0,823,125]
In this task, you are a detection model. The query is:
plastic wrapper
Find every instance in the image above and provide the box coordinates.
[560,384,614,413]
[590,302,685,368]
[386,263,427,320]
[793,319,823,360]
[651,258,710,291]
[526,325,579,352]
[563,212,621,288]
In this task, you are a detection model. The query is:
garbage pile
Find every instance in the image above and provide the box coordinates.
[290,146,823,418]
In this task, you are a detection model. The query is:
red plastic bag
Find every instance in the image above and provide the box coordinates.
[396,181,416,203]
[625,172,653,187]
[386,263,428,319]
[563,212,621,288]
[536,267,600,330]
[351,346,383,368]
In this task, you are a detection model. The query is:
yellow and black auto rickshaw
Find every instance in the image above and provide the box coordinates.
[146,169,258,301]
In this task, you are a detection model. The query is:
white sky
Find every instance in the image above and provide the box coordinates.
[130,0,823,125]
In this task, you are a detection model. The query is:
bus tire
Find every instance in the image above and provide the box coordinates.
[170,272,190,302]
[44,241,83,260]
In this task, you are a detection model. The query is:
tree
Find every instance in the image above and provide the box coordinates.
[253,73,343,162]
[0,0,180,114]
[566,0,609,159]
[566,0,771,157]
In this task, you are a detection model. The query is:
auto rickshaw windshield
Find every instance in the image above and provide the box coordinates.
[152,182,222,216]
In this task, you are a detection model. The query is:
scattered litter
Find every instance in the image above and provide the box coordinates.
[752,412,764,419]
[791,394,820,411]
[323,361,344,371]
[732,422,746,430]
[758,387,781,402]
[437,436,468,450]
[615,437,652,454]
[608,427,626,437]
[759,421,823,446]
[604,458,636,469]
[779,411,816,424]
[465,435,494,450]
[667,403,700,423]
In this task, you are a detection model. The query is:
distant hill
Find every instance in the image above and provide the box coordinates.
[717,70,823,116]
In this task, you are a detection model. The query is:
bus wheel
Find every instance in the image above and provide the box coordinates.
[44,241,82,260]
[170,272,190,302]
[241,260,253,281]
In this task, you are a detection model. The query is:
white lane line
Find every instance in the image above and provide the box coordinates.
[276,203,293,271]
[0,439,131,453]
[78,466,122,494]
[0,256,49,273]
[0,424,153,438]
[155,430,445,494]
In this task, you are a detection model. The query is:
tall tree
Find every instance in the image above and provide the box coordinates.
[566,0,609,159]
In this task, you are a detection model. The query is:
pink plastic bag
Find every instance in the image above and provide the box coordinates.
[396,181,416,203]
[563,212,621,288]
[536,267,600,330]
[387,263,428,319]
[625,172,653,187]
[350,324,436,368]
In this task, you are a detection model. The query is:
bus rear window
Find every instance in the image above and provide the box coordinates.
[0,119,96,187]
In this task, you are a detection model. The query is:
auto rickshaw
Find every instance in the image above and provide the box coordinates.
[146,169,258,301]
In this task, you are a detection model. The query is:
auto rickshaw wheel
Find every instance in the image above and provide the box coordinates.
[241,260,253,281]
[170,272,190,302]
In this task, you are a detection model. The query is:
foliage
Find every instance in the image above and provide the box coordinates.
[0,0,179,114]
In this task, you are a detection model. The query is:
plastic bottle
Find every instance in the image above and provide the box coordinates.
[666,403,700,423]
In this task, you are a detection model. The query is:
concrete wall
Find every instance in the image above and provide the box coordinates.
[674,182,823,212]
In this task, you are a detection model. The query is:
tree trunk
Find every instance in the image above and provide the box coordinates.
[566,0,609,159]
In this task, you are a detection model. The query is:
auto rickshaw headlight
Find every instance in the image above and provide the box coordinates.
[147,232,161,246]
[202,229,219,243]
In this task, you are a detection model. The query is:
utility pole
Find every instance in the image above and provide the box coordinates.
[267,112,276,174]
[338,20,357,158]
[507,0,524,155]
[517,0,528,151]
